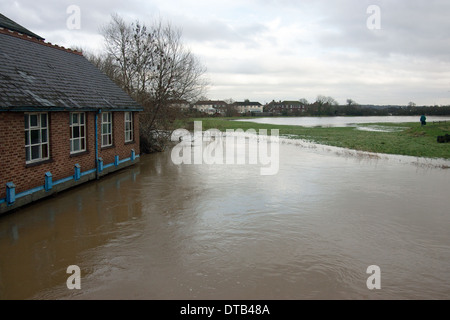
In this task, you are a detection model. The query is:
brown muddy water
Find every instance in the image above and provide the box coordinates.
[0,138,449,300]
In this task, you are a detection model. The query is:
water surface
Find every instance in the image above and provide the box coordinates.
[0,139,449,300]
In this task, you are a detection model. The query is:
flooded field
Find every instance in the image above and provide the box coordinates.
[236,116,450,127]
[0,138,449,300]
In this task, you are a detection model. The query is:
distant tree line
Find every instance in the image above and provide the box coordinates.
[300,104,450,117]
[269,96,450,117]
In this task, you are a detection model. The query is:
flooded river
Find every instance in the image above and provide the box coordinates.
[236,115,450,127]
[0,138,449,300]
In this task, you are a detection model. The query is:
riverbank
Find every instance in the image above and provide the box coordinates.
[176,117,450,160]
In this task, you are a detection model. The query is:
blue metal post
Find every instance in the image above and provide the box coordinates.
[98,157,104,172]
[74,164,81,181]
[44,172,53,191]
[6,182,16,205]
[131,149,135,161]
[115,155,119,166]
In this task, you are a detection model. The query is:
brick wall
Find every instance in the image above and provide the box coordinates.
[0,110,140,199]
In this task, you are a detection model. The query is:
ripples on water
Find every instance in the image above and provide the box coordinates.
[0,137,449,300]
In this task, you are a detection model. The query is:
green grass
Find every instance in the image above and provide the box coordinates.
[175,117,450,159]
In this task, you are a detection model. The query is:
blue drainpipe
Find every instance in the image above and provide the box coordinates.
[95,110,101,179]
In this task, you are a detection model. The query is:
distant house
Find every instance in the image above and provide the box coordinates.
[193,100,228,115]
[233,101,263,114]
[0,13,143,214]
[266,100,307,113]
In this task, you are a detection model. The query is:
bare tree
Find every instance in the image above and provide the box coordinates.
[316,95,338,106]
[98,14,209,152]
[223,99,237,117]
[346,98,358,106]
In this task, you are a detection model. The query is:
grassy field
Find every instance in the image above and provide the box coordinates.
[175,117,450,159]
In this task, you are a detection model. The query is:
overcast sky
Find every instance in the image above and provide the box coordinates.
[2,0,450,105]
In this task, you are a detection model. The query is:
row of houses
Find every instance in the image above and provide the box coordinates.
[0,13,142,214]
[174,100,264,115]
[173,99,309,115]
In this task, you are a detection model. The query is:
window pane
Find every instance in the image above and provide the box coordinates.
[41,129,47,143]
[102,113,108,122]
[72,113,78,125]
[81,138,85,150]
[30,114,38,127]
[108,135,112,145]
[25,146,30,161]
[25,131,29,145]
[102,135,107,146]
[73,126,80,138]
[24,114,29,129]
[41,114,47,127]
[102,124,108,134]
[73,139,80,151]
[80,113,84,124]
[41,144,48,158]
[31,145,40,160]
[108,113,112,122]
[31,130,40,144]
[108,124,112,133]
[125,122,130,131]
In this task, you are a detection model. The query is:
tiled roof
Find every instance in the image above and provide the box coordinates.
[233,101,262,106]
[282,100,304,105]
[0,19,142,111]
[194,100,228,106]
[0,13,44,40]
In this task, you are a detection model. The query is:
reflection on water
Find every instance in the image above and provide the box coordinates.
[354,125,408,133]
[0,140,449,300]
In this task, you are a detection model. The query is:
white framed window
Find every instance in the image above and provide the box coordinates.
[124,111,133,143]
[70,112,86,153]
[101,112,113,147]
[25,113,49,163]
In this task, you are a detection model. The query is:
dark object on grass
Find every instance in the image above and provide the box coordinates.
[437,134,450,143]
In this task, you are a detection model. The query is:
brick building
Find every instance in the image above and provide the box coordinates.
[0,14,142,214]
[265,100,308,114]
[233,101,263,114]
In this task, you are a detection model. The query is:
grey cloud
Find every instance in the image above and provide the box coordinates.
[315,0,450,61]
[2,0,449,105]
[181,17,269,48]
